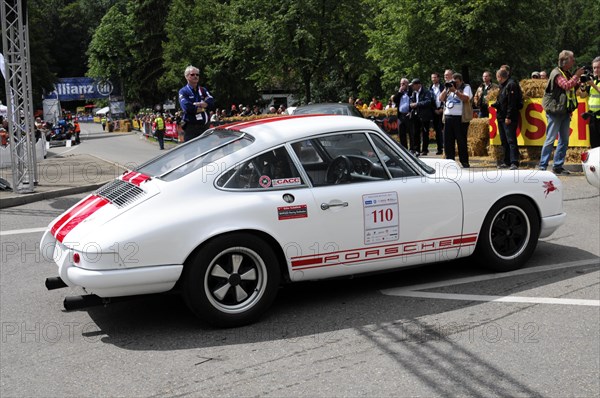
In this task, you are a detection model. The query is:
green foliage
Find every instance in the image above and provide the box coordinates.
[87,2,132,80]
[16,0,600,111]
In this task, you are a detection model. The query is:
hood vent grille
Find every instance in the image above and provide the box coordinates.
[95,179,147,208]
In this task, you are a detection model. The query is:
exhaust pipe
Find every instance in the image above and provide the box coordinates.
[45,276,68,290]
[63,295,108,311]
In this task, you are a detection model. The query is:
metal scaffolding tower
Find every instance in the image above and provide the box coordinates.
[1,0,37,193]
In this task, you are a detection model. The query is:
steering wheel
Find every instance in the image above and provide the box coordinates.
[326,155,354,184]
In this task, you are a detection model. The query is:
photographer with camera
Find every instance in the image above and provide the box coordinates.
[439,72,473,168]
[539,50,585,174]
[580,57,600,148]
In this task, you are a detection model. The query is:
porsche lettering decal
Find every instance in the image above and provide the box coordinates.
[290,233,478,270]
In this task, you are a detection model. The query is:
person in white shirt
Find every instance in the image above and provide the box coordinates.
[439,72,473,168]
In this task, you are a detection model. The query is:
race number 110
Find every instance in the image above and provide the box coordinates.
[371,208,394,223]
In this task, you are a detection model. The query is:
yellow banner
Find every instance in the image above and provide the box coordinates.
[489,98,591,146]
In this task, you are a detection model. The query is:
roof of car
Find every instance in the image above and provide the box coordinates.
[220,114,379,146]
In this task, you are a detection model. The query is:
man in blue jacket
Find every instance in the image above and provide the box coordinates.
[178,66,215,142]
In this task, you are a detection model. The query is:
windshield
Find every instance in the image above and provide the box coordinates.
[136,129,253,181]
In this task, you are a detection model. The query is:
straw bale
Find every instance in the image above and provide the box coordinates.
[221,114,281,123]
[467,118,490,157]
[360,109,395,118]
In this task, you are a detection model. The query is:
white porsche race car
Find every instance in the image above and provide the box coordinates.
[41,115,566,327]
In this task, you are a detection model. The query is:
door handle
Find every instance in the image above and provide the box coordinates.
[321,202,348,210]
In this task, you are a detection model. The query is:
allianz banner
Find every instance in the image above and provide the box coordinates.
[43,78,114,101]
[489,98,591,146]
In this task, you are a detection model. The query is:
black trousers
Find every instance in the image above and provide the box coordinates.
[155,129,165,149]
[432,111,444,152]
[183,123,208,142]
[397,115,411,150]
[413,117,431,154]
[444,115,470,167]
[498,120,520,166]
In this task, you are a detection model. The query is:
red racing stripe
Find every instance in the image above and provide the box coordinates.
[291,257,324,268]
[55,196,110,242]
[453,236,478,245]
[50,195,99,236]
[130,173,151,186]
[121,172,150,186]
[121,171,137,182]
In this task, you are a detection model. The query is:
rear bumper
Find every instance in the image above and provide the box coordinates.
[41,230,183,297]
[540,212,567,239]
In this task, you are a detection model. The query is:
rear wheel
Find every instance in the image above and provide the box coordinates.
[182,233,281,327]
[475,197,540,272]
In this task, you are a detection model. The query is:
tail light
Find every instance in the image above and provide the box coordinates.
[581,151,589,163]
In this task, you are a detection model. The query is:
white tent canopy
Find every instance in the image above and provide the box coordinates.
[95,106,110,115]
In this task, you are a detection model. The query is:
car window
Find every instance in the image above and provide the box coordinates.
[217,146,305,190]
[368,134,420,178]
[136,129,252,181]
[292,132,390,186]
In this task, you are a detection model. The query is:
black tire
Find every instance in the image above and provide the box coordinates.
[182,233,281,327]
[475,196,540,272]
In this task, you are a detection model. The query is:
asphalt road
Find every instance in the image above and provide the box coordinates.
[47,122,168,169]
[0,128,599,397]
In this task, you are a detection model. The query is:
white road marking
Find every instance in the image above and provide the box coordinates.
[0,227,47,236]
[381,259,600,306]
[394,291,599,307]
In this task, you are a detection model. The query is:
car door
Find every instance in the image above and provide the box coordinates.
[286,131,464,282]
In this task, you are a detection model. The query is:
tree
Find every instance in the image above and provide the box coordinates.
[365,0,559,90]
[124,0,170,107]
[87,2,132,98]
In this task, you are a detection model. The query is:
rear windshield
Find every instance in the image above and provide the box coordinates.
[136,129,253,181]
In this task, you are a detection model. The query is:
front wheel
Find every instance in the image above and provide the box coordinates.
[182,233,281,327]
[474,197,540,272]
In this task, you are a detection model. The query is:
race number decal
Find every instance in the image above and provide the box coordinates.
[363,192,399,244]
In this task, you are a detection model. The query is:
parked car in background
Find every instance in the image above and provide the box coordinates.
[292,102,364,118]
[581,147,599,188]
[42,115,566,327]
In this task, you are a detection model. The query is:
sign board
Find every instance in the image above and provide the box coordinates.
[44,78,114,101]
[42,99,61,124]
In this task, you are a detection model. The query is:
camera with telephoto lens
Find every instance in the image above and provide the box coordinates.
[580,66,593,83]
[444,81,455,89]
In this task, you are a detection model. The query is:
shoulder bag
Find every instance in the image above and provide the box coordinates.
[461,86,473,123]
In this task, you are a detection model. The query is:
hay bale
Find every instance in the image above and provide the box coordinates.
[489,79,585,101]
[360,109,395,118]
[220,114,282,123]
[467,118,490,157]
[486,87,500,104]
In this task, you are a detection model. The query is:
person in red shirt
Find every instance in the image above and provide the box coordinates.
[369,97,383,110]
